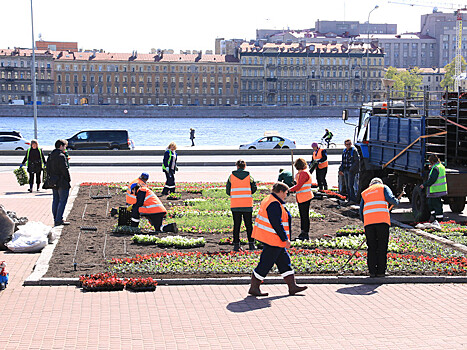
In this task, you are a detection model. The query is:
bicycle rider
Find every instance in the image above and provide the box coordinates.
[322,129,333,148]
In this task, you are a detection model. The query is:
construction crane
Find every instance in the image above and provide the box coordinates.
[389,0,467,90]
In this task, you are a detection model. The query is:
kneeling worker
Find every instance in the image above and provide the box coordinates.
[126,172,149,205]
[129,183,177,233]
[248,182,307,296]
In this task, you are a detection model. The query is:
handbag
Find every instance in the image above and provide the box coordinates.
[42,174,59,189]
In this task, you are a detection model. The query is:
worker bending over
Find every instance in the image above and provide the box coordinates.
[126,172,149,205]
[129,183,177,233]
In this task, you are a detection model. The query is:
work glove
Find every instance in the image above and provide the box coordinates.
[126,205,133,212]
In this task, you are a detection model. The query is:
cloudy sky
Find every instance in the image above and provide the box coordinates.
[0,0,452,53]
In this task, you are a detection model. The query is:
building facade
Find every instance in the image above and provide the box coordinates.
[0,48,55,104]
[52,51,240,106]
[239,42,385,106]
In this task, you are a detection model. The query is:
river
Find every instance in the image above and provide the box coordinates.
[0,116,358,147]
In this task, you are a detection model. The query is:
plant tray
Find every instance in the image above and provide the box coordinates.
[80,226,98,231]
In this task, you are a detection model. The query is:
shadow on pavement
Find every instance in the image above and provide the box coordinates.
[226,295,289,313]
[336,284,381,296]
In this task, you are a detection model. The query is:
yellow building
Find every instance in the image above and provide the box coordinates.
[53,51,240,106]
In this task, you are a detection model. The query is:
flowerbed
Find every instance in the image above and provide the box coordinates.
[336,225,364,237]
[108,248,467,276]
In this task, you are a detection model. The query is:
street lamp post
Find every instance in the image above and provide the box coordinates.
[30,0,38,139]
[366,5,379,104]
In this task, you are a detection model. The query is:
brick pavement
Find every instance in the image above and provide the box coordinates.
[0,167,466,349]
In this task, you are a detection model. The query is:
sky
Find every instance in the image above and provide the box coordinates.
[0,0,453,54]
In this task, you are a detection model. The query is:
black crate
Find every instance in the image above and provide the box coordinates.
[118,207,132,226]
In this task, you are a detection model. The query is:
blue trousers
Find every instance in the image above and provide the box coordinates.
[343,170,357,202]
[52,188,69,223]
[253,243,293,280]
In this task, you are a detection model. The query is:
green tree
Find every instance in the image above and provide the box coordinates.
[440,56,467,90]
[384,66,423,97]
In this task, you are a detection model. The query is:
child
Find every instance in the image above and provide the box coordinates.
[0,261,9,290]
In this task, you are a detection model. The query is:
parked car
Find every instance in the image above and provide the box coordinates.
[239,135,296,150]
[66,130,131,150]
[0,135,30,150]
[9,99,25,105]
[157,103,169,107]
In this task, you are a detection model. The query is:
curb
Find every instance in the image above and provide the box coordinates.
[23,184,80,286]
[23,275,467,287]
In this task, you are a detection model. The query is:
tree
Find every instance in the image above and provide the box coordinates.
[440,56,467,90]
[384,66,423,97]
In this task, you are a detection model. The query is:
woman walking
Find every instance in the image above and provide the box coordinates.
[289,158,313,240]
[248,182,307,296]
[161,142,178,195]
[21,139,46,192]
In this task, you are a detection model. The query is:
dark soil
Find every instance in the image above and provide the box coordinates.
[45,186,361,278]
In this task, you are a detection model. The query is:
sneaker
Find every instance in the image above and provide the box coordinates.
[0,282,5,290]
[28,188,32,192]
[54,221,70,226]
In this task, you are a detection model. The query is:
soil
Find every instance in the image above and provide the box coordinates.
[45,185,362,278]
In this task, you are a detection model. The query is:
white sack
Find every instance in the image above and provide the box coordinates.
[6,221,52,253]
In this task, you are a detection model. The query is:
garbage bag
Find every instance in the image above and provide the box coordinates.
[6,221,52,253]
[0,206,15,250]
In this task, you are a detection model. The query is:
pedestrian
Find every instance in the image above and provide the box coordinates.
[161,142,178,195]
[46,139,71,226]
[249,182,307,296]
[359,177,399,277]
[277,168,295,188]
[420,154,448,228]
[338,139,360,204]
[311,142,328,190]
[129,183,177,233]
[289,158,313,240]
[226,159,257,251]
[126,172,149,205]
[190,128,195,147]
[20,139,46,192]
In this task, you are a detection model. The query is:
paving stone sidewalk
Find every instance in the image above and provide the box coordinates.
[0,168,466,349]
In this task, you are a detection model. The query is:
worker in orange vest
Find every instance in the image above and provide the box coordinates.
[226,159,257,251]
[126,173,149,205]
[359,178,399,277]
[311,142,328,190]
[289,158,313,240]
[129,183,177,233]
[248,182,307,296]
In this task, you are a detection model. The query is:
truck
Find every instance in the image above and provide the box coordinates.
[343,90,467,221]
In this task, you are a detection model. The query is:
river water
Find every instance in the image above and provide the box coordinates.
[0,116,358,147]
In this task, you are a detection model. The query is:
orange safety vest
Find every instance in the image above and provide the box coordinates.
[229,174,253,208]
[138,187,167,215]
[361,184,391,227]
[312,148,328,169]
[295,171,314,203]
[126,178,146,204]
[252,194,290,248]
